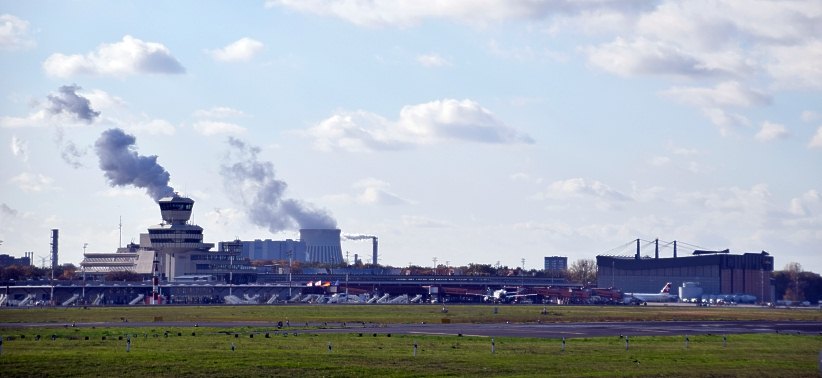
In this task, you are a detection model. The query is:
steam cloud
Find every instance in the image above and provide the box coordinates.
[47,84,100,123]
[95,128,175,201]
[55,127,87,168]
[221,137,336,233]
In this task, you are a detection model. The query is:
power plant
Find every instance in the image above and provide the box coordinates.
[81,194,370,286]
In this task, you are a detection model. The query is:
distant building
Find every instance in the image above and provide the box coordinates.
[81,194,253,283]
[223,239,306,262]
[596,251,774,303]
[544,256,568,272]
[222,229,344,265]
[0,253,32,268]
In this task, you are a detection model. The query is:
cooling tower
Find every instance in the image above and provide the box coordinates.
[300,229,343,264]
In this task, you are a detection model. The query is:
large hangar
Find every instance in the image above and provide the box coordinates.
[596,243,774,303]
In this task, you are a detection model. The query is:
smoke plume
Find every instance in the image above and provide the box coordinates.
[344,234,375,240]
[54,127,87,168]
[221,137,336,233]
[95,128,175,200]
[47,84,100,123]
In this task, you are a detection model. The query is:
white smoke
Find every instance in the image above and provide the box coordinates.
[221,137,336,233]
[344,234,376,240]
[95,128,175,201]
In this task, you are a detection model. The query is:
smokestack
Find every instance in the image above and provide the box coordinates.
[51,229,59,271]
[372,237,378,266]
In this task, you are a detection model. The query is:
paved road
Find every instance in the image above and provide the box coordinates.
[3,320,821,338]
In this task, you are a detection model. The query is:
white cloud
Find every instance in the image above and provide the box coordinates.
[266,0,647,28]
[266,0,531,28]
[43,35,185,77]
[308,99,533,152]
[138,119,176,135]
[208,38,264,62]
[353,178,411,205]
[536,178,631,208]
[701,107,750,136]
[82,89,126,111]
[788,190,820,217]
[11,172,54,192]
[0,14,35,50]
[193,106,246,118]
[417,53,451,67]
[509,172,543,184]
[402,215,452,228]
[649,156,671,167]
[810,126,822,149]
[755,121,788,142]
[801,111,819,123]
[764,40,822,90]
[679,184,772,213]
[10,135,28,162]
[0,110,48,128]
[662,81,770,109]
[585,37,718,77]
[192,120,246,136]
[100,186,145,198]
[487,40,568,63]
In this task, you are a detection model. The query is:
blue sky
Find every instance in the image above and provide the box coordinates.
[1,1,821,272]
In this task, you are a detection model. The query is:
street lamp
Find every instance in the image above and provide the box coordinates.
[228,254,233,297]
[288,250,293,300]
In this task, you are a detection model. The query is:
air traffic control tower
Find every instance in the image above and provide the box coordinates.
[145,194,215,280]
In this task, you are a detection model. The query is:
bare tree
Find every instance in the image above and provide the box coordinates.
[784,262,803,302]
[567,258,597,285]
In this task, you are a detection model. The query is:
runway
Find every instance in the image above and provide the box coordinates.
[3,320,821,338]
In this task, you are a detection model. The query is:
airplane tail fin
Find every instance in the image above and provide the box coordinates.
[661,283,672,294]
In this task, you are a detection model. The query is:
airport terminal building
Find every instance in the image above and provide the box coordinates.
[596,249,774,303]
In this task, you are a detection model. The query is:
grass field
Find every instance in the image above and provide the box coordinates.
[1,305,821,377]
[1,304,821,325]
[1,326,820,377]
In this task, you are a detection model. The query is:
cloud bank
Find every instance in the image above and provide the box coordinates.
[308,99,533,152]
[43,35,185,77]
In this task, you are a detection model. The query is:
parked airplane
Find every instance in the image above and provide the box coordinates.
[623,283,676,304]
[473,288,537,303]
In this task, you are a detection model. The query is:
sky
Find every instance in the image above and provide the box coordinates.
[1,1,821,273]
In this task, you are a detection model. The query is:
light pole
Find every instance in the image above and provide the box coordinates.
[288,250,293,300]
[228,254,233,297]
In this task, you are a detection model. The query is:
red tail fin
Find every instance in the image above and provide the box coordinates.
[661,283,672,294]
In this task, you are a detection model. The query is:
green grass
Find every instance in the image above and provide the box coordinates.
[1,304,821,325]
[1,326,820,377]
[2,305,821,376]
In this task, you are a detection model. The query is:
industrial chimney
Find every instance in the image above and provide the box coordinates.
[372,237,378,266]
[51,229,59,270]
